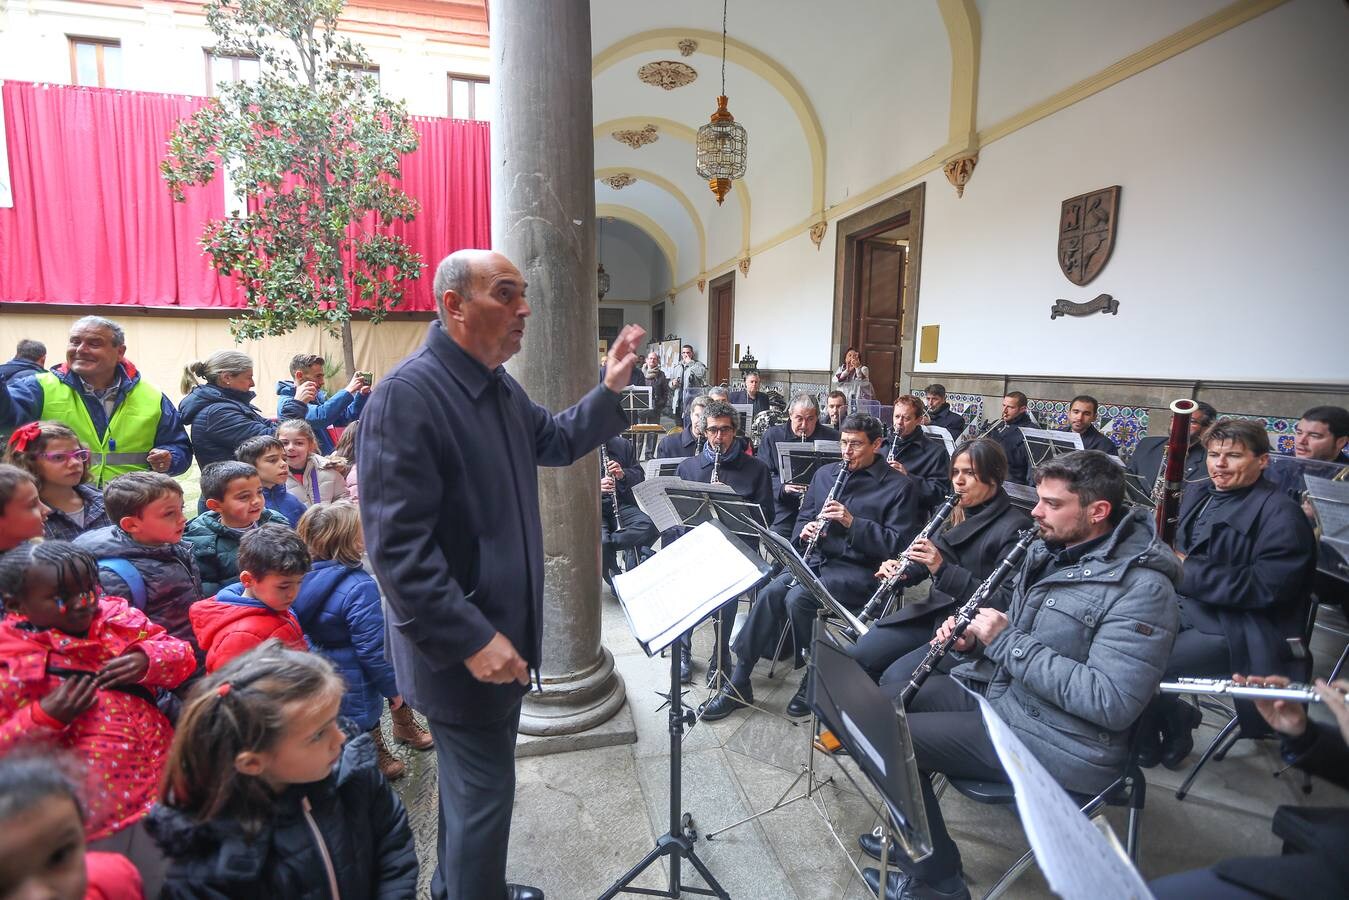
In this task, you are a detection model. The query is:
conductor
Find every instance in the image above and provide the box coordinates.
[358,249,645,900]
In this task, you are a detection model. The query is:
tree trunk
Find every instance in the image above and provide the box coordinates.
[340,319,356,378]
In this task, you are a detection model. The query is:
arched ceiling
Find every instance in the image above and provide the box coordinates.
[589,0,1286,292]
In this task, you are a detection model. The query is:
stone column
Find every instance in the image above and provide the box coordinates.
[491,0,630,742]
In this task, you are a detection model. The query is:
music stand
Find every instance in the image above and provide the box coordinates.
[730,402,754,435]
[777,444,840,490]
[642,457,688,479]
[1003,482,1039,514]
[1306,474,1349,581]
[921,425,956,456]
[1020,427,1082,469]
[603,521,771,900]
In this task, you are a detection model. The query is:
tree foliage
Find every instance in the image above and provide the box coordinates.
[162,0,421,372]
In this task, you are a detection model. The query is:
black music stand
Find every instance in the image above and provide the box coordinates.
[776,444,839,490]
[602,521,771,900]
[1020,427,1081,469]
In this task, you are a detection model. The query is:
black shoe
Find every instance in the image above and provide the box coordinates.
[705,657,721,688]
[862,868,970,900]
[679,645,692,685]
[1160,701,1203,770]
[1137,728,1164,769]
[785,675,812,718]
[507,885,544,900]
[859,828,893,861]
[699,682,752,722]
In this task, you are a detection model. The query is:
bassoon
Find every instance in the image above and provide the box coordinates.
[1153,398,1198,547]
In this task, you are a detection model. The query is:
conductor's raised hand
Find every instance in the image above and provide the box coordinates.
[604,324,648,393]
[465,632,530,686]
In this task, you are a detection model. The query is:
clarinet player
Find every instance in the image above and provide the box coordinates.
[700,413,920,722]
[599,436,659,590]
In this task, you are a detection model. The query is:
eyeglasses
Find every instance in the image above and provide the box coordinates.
[840,440,871,450]
[54,587,102,614]
[39,449,91,464]
[704,425,736,435]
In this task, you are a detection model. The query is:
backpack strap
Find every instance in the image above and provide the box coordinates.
[98,558,148,611]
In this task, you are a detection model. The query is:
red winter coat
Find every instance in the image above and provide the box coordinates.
[0,598,196,841]
[189,585,308,673]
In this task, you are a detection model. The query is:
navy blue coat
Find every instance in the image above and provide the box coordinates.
[655,427,699,459]
[292,561,400,731]
[796,457,922,605]
[728,389,771,419]
[75,525,204,648]
[760,422,840,538]
[1125,436,1208,504]
[0,357,44,384]
[927,402,967,442]
[1176,477,1317,678]
[881,428,952,513]
[178,383,277,468]
[675,447,775,529]
[357,323,628,725]
[0,361,192,476]
[262,482,307,527]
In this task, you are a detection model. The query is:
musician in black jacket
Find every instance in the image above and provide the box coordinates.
[654,394,710,459]
[991,391,1035,484]
[1059,394,1119,456]
[674,400,775,684]
[760,393,839,540]
[923,384,968,442]
[1125,400,1215,504]
[701,413,921,721]
[883,395,951,513]
[728,371,771,419]
[1146,419,1317,769]
[849,440,1032,689]
[600,435,659,587]
[1150,674,1349,899]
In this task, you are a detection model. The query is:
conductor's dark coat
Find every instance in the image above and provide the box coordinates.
[358,324,627,725]
[1175,477,1317,680]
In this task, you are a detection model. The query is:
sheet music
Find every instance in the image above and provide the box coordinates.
[641,457,688,481]
[814,439,842,453]
[970,691,1152,900]
[1022,427,1083,452]
[632,476,737,531]
[612,521,767,654]
[920,425,956,455]
[1305,474,1349,541]
[777,444,839,486]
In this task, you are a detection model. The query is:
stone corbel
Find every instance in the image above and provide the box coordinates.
[809,220,827,250]
[697,277,706,293]
[737,256,750,277]
[943,154,978,199]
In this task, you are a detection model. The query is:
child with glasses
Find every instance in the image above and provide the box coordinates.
[0,541,197,894]
[4,421,112,542]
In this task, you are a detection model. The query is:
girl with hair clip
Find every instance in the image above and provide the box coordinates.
[146,641,419,898]
[0,752,143,900]
[276,419,349,507]
[5,421,112,542]
[0,462,48,552]
[0,541,197,895]
[293,501,433,783]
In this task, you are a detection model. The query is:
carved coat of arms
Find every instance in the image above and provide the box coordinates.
[1058,185,1120,286]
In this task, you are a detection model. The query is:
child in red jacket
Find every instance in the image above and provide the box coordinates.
[0,540,195,895]
[189,524,311,672]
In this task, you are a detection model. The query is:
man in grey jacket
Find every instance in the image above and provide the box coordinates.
[859,451,1180,900]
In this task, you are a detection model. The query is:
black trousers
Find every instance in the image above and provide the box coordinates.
[1152,603,1233,723]
[601,503,659,576]
[848,606,944,683]
[729,571,826,675]
[429,703,522,900]
[896,664,1007,885]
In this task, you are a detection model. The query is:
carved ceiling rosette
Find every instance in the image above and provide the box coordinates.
[601,173,637,190]
[678,39,698,57]
[638,60,698,91]
[611,124,659,150]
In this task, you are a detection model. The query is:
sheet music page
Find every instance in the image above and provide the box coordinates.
[920,426,956,455]
[814,440,842,454]
[1305,475,1349,540]
[970,691,1152,900]
[642,457,687,480]
[613,521,765,653]
[1022,427,1084,452]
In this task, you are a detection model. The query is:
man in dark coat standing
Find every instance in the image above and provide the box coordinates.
[991,391,1035,484]
[760,393,839,540]
[882,395,951,513]
[1145,418,1316,770]
[1125,400,1215,504]
[358,249,645,900]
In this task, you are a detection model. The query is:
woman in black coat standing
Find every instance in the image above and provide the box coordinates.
[849,439,1032,686]
[179,350,277,468]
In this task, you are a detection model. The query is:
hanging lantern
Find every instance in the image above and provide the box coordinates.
[597,262,611,301]
[695,0,748,206]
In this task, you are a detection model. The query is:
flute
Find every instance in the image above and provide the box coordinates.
[1160,677,1348,705]
[898,527,1038,708]
[855,492,960,631]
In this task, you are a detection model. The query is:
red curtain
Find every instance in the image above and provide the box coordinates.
[0,81,491,311]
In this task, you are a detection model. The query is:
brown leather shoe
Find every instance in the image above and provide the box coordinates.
[372,727,406,781]
[389,702,434,751]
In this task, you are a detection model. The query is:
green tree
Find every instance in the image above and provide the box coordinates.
[162,0,421,375]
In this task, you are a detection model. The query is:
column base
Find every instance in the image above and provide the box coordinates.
[518,646,634,753]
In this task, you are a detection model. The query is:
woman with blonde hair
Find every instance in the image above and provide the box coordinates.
[178,350,276,467]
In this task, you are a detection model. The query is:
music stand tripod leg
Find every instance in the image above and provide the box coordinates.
[598,640,730,900]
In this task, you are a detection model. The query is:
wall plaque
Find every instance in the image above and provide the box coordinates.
[1058,185,1120,286]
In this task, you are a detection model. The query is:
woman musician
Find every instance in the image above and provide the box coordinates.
[849,439,1032,689]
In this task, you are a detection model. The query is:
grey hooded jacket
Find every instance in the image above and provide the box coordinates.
[951,507,1181,794]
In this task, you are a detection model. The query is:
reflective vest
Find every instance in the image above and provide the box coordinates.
[37,372,162,486]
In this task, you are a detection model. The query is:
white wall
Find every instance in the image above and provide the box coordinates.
[728,231,835,371]
[915,0,1349,383]
[598,301,652,339]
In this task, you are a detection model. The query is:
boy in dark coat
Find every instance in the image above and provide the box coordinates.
[184,461,290,597]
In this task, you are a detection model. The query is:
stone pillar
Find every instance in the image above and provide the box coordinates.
[491,0,630,742]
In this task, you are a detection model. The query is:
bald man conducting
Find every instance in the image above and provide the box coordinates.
[359,249,645,900]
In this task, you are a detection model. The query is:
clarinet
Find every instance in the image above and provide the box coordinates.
[898,527,1037,708]
[800,463,849,567]
[855,492,960,630]
[711,445,723,484]
[599,444,622,533]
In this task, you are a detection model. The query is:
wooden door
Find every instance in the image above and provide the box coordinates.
[854,241,905,405]
[709,275,734,386]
